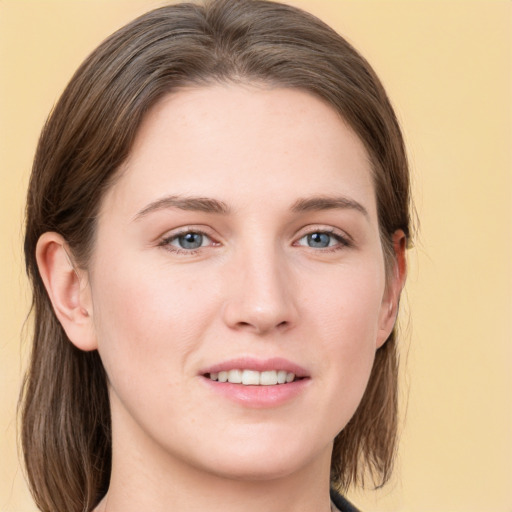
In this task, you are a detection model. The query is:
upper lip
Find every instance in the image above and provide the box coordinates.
[200,357,309,378]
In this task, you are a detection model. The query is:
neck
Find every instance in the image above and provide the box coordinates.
[97,421,334,512]
[105,472,332,512]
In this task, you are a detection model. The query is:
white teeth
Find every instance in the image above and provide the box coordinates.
[260,370,278,385]
[228,369,243,383]
[242,370,260,385]
[208,369,297,385]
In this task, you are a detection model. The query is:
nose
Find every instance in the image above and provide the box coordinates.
[222,246,299,335]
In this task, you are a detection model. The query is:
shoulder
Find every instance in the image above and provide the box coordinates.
[330,488,361,512]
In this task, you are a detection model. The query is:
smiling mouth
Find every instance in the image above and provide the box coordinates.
[206,369,302,386]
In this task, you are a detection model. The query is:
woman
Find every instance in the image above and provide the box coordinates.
[21,1,410,511]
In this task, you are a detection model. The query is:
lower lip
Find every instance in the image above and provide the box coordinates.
[201,377,310,408]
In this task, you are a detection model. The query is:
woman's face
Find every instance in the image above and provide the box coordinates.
[85,85,398,481]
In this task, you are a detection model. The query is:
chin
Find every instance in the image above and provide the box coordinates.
[201,455,309,482]
[187,433,332,483]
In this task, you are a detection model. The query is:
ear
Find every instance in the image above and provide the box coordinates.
[376,230,407,348]
[36,232,97,351]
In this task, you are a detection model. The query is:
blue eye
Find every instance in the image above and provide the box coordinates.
[296,231,348,249]
[176,232,205,249]
[161,231,213,252]
[307,232,332,248]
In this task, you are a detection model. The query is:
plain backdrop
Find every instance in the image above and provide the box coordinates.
[1,1,510,511]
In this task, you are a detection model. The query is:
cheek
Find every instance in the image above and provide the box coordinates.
[304,262,385,415]
[308,258,386,342]
[88,254,219,391]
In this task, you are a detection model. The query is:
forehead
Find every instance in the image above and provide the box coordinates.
[101,84,376,219]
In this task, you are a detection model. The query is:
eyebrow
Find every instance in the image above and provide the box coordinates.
[133,193,368,221]
[291,195,369,217]
[133,195,230,221]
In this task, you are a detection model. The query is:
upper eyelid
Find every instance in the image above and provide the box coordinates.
[158,229,218,255]
[157,227,219,252]
[159,225,217,240]
[156,224,353,246]
[294,225,353,242]
[294,233,351,249]
[164,231,212,243]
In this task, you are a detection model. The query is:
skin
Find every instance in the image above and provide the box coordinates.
[37,85,405,512]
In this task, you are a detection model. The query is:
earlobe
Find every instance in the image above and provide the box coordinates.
[36,232,97,351]
[376,230,407,348]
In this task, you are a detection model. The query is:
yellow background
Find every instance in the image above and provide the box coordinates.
[1,1,510,511]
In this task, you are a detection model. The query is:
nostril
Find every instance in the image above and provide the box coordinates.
[237,320,290,331]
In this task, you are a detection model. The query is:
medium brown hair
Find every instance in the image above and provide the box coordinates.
[21,1,411,510]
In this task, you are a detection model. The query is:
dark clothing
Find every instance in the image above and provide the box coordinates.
[330,488,361,512]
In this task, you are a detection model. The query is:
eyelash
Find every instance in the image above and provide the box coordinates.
[158,228,217,255]
[158,227,352,255]
[294,228,353,252]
